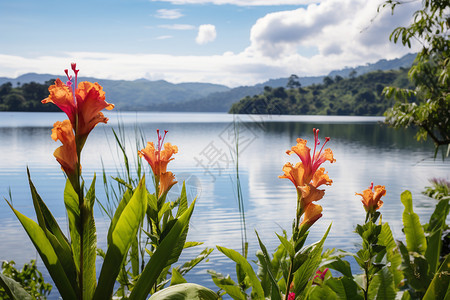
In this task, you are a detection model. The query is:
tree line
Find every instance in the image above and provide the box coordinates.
[229,67,414,115]
[0,80,60,112]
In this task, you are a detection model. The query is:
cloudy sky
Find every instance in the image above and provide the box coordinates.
[0,0,420,87]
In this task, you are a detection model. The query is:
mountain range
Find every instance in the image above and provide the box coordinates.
[0,53,416,112]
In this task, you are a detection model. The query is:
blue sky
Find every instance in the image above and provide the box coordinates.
[0,0,420,87]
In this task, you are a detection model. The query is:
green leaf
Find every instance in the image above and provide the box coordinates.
[322,257,353,278]
[63,179,81,273]
[81,176,98,300]
[170,268,187,286]
[148,283,218,300]
[0,273,32,300]
[178,247,214,275]
[427,198,449,233]
[27,170,78,293]
[425,228,442,275]
[94,177,147,300]
[326,277,363,300]
[176,181,188,218]
[255,231,282,300]
[293,223,332,295]
[401,190,427,254]
[129,198,196,300]
[276,233,295,259]
[368,266,396,300]
[5,200,78,300]
[216,246,265,299]
[208,270,247,300]
[107,188,132,246]
[423,254,450,300]
[378,222,403,287]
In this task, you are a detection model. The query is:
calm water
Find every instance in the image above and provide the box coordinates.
[0,111,448,298]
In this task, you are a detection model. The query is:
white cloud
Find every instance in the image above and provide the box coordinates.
[0,0,422,88]
[155,9,184,19]
[152,0,316,5]
[196,24,217,45]
[156,35,173,40]
[158,24,196,30]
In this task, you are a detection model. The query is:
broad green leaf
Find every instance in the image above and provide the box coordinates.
[427,198,449,233]
[368,266,396,300]
[423,254,450,300]
[326,277,363,300]
[82,176,98,300]
[94,177,147,300]
[378,222,403,287]
[0,273,32,300]
[183,241,204,249]
[5,200,77,300]
[131,236,140,277]
[129,198,196,300]
[148,283,218,300]
[107,188,132,245]
[64,179,81,273]
[255,231,282,300]
[216,246,265,299]
[307,284,338,300]
[425,228,442,275]
[170,268,187,286]
[27,170,77,292]
[321,257,353,278]
[401,190,427,254]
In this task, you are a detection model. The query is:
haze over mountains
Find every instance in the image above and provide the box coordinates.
[0,53,416,112]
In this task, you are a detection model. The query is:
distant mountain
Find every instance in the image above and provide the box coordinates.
[153,53,417,112]
[0,74,230,108]
[0,53,416,112]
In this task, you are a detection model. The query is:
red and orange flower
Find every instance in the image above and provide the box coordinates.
[279,128,335,230]
[42,63,114,150]
[139,130,178,196]
[356,182,386,213]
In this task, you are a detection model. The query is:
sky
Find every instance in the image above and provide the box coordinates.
[0,0,421,87]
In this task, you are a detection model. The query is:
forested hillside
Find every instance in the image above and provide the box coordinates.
[0,80,59,111]
[229,68,414,115]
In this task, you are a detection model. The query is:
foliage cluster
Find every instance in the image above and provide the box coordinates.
[0,260,52,299]
[229,68,413,116]
[0,81,58,112]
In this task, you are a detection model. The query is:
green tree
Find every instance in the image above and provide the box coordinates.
[286,74,301,89]
[381,0,450,156]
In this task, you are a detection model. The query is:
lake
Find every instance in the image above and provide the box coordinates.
[0,111,448,298]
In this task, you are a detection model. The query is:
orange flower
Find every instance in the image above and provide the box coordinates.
[279,162,307,189]
[356,183,386,212]
[159,172,177,197]
[298,184,325,209]
[51,120,78,186]
[138,130,178,177]
[42,63,114,148]
[300,203,323,228]
[287,129,335,183]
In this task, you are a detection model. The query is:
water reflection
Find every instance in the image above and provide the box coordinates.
[0,112,448,298]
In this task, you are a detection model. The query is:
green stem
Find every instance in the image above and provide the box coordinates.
[284,259,294,300]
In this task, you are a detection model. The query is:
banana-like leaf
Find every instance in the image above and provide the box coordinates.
[129,198,196,300]
[216,246,265,299]
[176,181,188,218]
[5,200,77,300]
[0,273,32,300]
[401,190,427,254]
[107,188,132,246]
[368,266,396,300]
[94,177,147,300]
[27,170,78,293]
[425,228,442,276]
[326,277,363,300]
[148,283,218,300]
[82,176,98,299]
[423,254,450,300]
[378,222,403,287]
